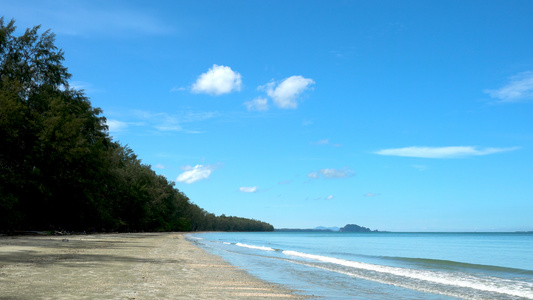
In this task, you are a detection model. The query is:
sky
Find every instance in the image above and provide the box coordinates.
[3,0,533,231]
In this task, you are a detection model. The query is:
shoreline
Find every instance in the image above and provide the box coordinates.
[0,232,306,299]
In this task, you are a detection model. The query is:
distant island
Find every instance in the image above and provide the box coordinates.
[276,224,379,232]
[339,224,377,232]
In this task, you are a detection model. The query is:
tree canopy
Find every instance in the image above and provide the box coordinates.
[0,17,273,233]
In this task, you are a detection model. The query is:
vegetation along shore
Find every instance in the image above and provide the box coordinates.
[0,17,272,234]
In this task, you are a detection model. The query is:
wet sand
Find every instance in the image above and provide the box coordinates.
[0,232,305,299]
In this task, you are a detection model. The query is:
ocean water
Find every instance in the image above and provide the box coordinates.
[187,232,533,299]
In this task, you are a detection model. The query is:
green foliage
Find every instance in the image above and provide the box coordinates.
[0,18,273,233]
[0,17,109,230]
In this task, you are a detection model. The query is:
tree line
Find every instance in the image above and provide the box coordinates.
[0,18,273,233]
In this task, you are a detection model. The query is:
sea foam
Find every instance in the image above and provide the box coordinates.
[282,250,533,298]
[236,243,275,251]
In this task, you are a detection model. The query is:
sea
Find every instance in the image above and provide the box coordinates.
[187,231,533,299]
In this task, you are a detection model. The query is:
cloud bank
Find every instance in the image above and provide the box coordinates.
[484,71,533,102]
[192,65,242,95]
[375,146,519,158]
[176,165,217,184]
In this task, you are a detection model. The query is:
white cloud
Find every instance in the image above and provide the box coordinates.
[375,146,520,158]
[113,110,217,133]
[311,139,342,147]
[191,64,242,95]
[326,195,334,200]
[181,111,220,123]
[364,193,379,197]
[176,165,217,184]
[170,86,186,92]
[307,172,320,179]
[308,168,355,179]
[484,71,533,102]
[154,164,165,169]
[244,97,269,111]
[239,186,258,193]
[132,111,183,132]
[154,124,182,131]
[320,168,355,178]
[106,119,130,132]
[69,81,99,94]
[263,76,315,109]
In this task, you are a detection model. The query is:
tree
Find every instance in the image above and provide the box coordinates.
[1,18,274,233]
[0,18,69,97]
[0,17,110,230]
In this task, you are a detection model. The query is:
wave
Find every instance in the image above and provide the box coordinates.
[235,243,275,251]
[327,250,533,277]
[333,251,533,275]
[218,240,533,298]
[383,256,533,275]
[282,250,533,299]
[196,233,533,299]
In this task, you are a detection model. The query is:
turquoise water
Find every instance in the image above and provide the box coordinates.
[188,232,533,299]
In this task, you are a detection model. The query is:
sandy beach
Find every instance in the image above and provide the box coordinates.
[0,232,305,299]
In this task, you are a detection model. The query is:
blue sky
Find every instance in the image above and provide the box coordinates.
[3,0,533,231]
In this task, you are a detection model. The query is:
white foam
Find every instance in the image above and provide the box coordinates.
[282,250,533,299]
[236,243,275,251]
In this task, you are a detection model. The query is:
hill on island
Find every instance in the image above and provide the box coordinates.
[339,224,377,232]
[275,224,378,232]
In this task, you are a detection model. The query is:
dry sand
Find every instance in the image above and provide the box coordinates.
[0,232,306,299]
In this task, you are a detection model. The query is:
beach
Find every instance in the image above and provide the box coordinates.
[0,232,304,299]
